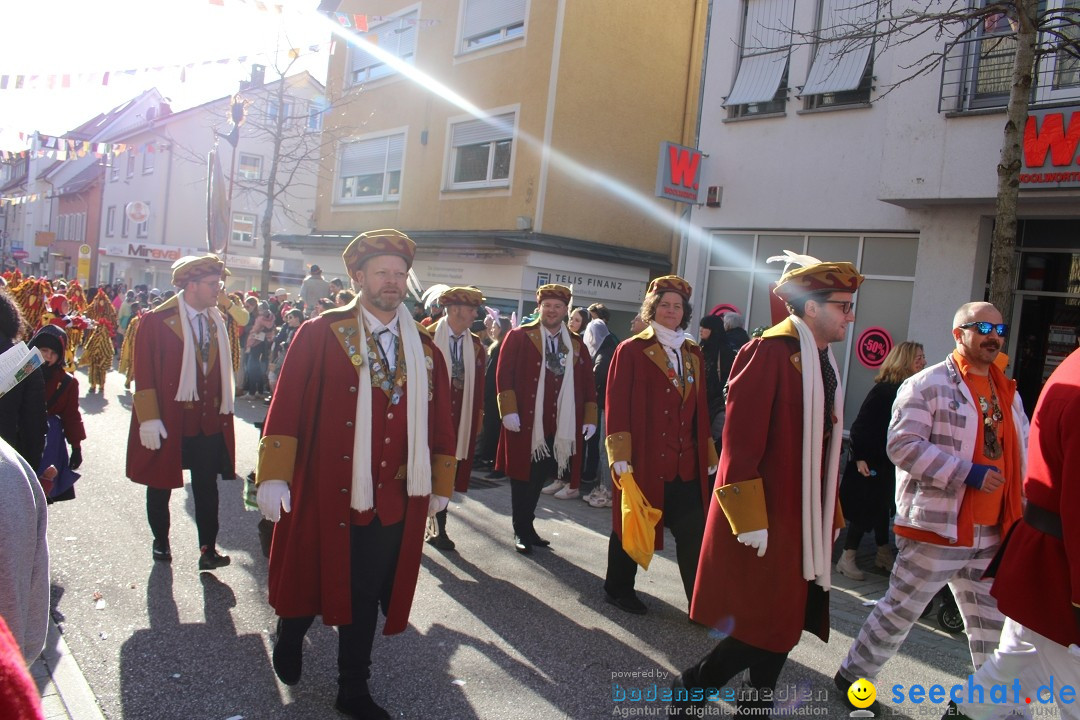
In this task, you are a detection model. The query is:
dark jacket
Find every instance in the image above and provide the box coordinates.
[593,332,618,413]
[0,337,47,470]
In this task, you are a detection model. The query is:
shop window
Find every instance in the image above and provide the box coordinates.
[447,112,515,189]
[460,0,526,53]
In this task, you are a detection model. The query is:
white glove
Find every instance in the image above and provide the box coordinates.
[139,419,168,451]
[708,465,718,476]
[582,424,596,440]
[737,529,768,557]
[612,461,629,476]
[257,480,292,523]
[428,495,449,517]
[502,413,521,432]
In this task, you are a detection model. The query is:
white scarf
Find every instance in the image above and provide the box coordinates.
[791,315,843,591]
[351,303,431,512]
[433,318,476,461]
[531,323,577,475]
[174,291,235,414]
[650,321,685,371]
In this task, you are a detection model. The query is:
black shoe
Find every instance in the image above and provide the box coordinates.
[835,670,881,714]
[198,548,231,570]
[668,672,706,717]
[334,687,391,720]
[272,634,302,686]
[514,535,533,554]
[605,591,648,615]
[429,533,457,551]
[528,532,551,548]
[484,470,505,479]
[152,540,172,563]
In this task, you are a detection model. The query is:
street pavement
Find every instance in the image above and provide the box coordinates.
[36,366,1023,720]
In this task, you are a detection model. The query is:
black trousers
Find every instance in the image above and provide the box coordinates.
[604,477,705,603]
[276,519,404,687]
[510,440,557,539]
[685,636,789,705]
[145,433,226,550]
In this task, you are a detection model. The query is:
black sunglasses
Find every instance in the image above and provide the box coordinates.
[820,300,855,314]
[958,321,1008,337]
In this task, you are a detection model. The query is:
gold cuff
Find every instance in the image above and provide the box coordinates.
[714,477,768,534]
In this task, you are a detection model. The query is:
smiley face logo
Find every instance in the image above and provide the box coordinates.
[848,678,876,709]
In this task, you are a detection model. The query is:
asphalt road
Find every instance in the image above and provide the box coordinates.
[44,367,1002,720]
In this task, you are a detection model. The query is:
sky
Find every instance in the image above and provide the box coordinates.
[0,0,334,148]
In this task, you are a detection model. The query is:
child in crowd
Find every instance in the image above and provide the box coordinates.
[28,325,86,502]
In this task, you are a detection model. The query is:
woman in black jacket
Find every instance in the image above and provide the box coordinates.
[476,317,512,477]
[0,289,46,471]
[837,341,926,579]
[582,304,618,507]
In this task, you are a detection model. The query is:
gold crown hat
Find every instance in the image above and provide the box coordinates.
[769,251,864,301]
[437,286,486,307]
[342,229,417,273]
[536,283,573,304]
[647,275,692,300]
[171,254,225,286]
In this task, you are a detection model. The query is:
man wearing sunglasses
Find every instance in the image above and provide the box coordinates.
[836,301,1030,707]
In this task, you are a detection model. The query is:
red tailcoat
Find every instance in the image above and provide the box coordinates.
[258,301,457,631]
[605,327,716,550]
[449,331,485,492]
[989,347,1080,647]
[690,320,833,653]
[126,297,235,489]
[494,320,597,484]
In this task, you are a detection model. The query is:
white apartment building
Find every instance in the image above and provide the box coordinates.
[685,0,1080,417]
[99,69,324,294]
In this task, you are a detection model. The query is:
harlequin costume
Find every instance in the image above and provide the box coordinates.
[673,259,864,716]
[256,229,457,718]
[125,254,237,570]
[603,275,717,614]
[427,285,487,551]
[495,283,597,553]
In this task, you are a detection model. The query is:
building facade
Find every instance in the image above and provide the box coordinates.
[283,0,709,326]
[684,0,1080,417]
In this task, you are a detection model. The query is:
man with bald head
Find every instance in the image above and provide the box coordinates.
[835,301,1030,706]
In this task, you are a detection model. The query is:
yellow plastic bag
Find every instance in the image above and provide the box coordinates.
[614,471,663,570]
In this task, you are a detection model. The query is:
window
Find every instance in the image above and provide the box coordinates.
[121,212,130,238]
[268,99,294,126]
[109,160,119,182]
[126,151,135,178]
[136,203,150,238]
[460,0,526,52]
[801,0,877,109]
[338,132,405,203]
[447,112,514,189]
[349,10,418,85]
[725,0,796,118]
[106,206,116,236]
[58,215,67,241]
[306,103,324,132]
[142,148,155,174]
[232,212,257,246]
[238,153,263,180]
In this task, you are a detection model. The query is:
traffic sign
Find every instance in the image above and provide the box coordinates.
[12,249,30,260]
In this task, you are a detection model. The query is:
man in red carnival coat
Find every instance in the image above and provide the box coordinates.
[952,346,1080,720]
[670,259,863,717]
[126,254,236,571]
[256,229,457,720]
[495,283,597,554]
[427,285,486,551]
[603,275,718,615]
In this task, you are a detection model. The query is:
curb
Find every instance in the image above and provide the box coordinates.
[41,619,106,720]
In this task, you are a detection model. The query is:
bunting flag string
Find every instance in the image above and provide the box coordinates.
[330,12,439,31]
[0,42,329,94]
[0,139,166,164]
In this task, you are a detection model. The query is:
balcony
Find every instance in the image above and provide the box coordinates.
[939,33,1080,113]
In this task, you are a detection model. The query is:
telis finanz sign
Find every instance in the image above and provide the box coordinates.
[656,141,704,204]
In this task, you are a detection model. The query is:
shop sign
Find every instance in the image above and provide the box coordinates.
[525,267,647,304]
[1020,107,1080,188]
[856,327,893,369]
[101,242,202,262]
[655,141,703,204]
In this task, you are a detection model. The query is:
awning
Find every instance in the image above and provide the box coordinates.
[801,0,878,95]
